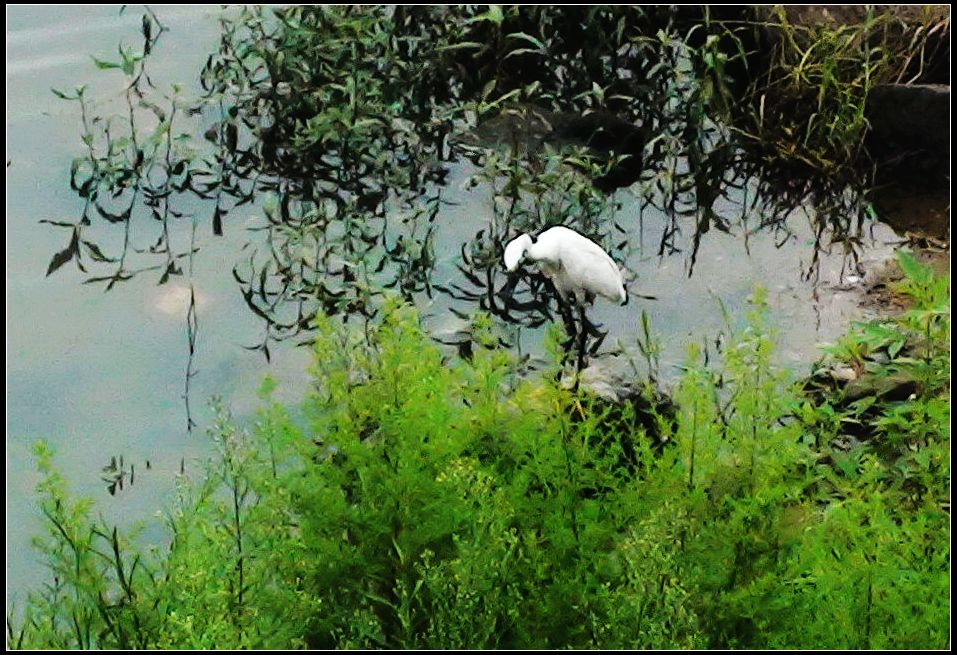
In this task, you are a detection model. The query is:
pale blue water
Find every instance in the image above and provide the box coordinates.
[6,5,313,604]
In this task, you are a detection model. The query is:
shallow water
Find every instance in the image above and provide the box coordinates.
[5,5,904,604]
[422,158,901,377]
[6,5,314,603]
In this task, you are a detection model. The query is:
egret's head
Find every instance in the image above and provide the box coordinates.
[503,234,534,272]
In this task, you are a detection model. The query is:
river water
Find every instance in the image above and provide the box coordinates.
[5,5,903,604]
[6,5,315,604]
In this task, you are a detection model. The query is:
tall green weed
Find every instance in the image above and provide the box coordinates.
[9,281,949,649]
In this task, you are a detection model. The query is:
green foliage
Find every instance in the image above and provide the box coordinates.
[10,282,949,649]
[23,6,949,648]
[11,443,156,649]
[816,249,950,459]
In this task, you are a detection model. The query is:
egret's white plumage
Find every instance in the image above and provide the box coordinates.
[503,226,626,305]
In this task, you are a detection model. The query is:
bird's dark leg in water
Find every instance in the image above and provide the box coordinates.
[574,303,589,390]
[578,297,609,357]
[556,296,578,367]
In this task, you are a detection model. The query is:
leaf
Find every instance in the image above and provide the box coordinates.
[82,240,116,263]
[141,14,152,45]
[504,48,546,60]
[105,270,133,290]
[158,261,182,285]
[91,56,121,70]
[506,31,545,50]
[96,204,131,223]
[482,88,521,111]
[82,275,121,285]
[46,231,79,276]
[257,375,278,400]
[140,100,167,122]
[897,249,931,285]
[225,123,238,151]
[888,339,905,359]
[213,205,224,236]
[69,158,92,195]
[435,41,484,53]
[352,118,384,131]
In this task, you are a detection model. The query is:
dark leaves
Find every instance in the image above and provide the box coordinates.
[46,230,80,277]
[212,205,224,236]
[141,15,153,54]
[82,240,116,263]
[158,261,183,285]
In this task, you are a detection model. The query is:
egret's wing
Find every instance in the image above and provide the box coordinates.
[555,233,626,303]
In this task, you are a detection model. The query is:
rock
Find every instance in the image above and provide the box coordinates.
[566,357,678,470]
[431,315,473,343]
[843,371,919,403]
[866,84,950,190]
[811,363,859,384]
[867,84,950,157]
[574,355,636,402]
[830,434,863,452]
[828,365,860,383]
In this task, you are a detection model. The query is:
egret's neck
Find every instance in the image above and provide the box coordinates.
[504,233,535,271]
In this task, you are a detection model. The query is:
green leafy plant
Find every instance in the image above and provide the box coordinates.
[11,286,949,649]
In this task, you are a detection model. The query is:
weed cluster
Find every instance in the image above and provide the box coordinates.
[10,260,949,649]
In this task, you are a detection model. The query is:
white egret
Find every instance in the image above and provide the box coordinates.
[503,225,627,376]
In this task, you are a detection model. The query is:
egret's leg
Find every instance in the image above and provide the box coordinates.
[582,312,603,337]
[575,303,589,381]
[558,298,576,344]
[554,295,577,366]
[578,303,608,355]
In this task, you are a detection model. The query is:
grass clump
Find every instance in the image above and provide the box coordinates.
[727,6,950,179]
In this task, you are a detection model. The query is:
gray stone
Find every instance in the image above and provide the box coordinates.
[867,84,950,159]
[831,434,864,452]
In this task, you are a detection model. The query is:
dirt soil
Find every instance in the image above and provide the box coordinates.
[869,186,950,240]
